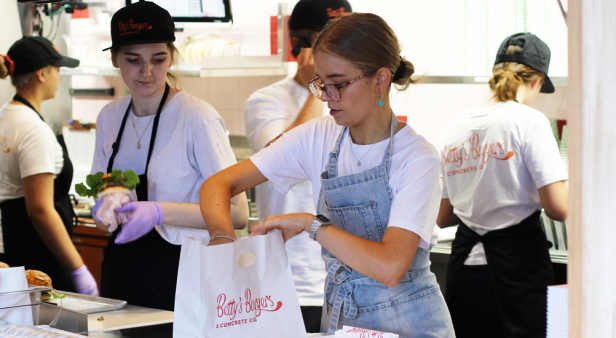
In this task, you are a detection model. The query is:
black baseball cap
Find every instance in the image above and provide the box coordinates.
[289,0,352,32]
[494,32,554,94]
[7,36,79,76]
[103,1,175,51]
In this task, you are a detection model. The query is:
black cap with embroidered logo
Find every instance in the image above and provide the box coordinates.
[289,0,352,32]
[103,0,175,51]
[7,36,79,76]
[494,32,554,94]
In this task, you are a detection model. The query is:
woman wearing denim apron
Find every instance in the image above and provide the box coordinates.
[200,13,454,337]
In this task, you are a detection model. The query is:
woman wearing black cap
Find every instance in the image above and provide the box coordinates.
[90,0,248,311]
[0,37,98,295]
[436,33,568,337]
[200,13,454,337]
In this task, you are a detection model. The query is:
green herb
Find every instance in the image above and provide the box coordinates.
[43,291,65,299]
[122,170,140,190]
[75,170,139,198]
[75,172,103,198]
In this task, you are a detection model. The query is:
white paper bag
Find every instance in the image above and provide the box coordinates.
[173,231,306,338]
[0,267,33,327]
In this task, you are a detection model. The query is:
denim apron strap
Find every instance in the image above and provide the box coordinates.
[326,261,359,333]
[382,112,397,177]
[326,124,347,178]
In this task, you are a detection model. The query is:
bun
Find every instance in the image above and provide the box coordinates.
[25,270,52,288]
[97,186,132,199]
[0,262,9,268]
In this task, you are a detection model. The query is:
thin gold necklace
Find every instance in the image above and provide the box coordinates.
[131,109,155,149]
[349,122,395,167]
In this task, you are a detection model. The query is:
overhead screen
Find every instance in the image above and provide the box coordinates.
[126,0,232,25]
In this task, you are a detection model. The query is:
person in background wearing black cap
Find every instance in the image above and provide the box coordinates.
[0,37,98,295]
[202,13,455,337]
[244,0,350,332]
[436,33,568,338]
[90,0,248,311]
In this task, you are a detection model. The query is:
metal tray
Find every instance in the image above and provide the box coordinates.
[43,291,127,314]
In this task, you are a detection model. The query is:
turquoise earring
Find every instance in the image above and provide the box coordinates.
[378,92,384,107]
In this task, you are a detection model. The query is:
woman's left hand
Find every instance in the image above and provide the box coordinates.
[114,201,164,244]
[250,213,314,242]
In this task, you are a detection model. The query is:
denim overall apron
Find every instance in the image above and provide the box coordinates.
[317,113,454,337]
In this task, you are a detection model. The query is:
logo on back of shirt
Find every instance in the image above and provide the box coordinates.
[442,133,514,177]
[0,135,10,154]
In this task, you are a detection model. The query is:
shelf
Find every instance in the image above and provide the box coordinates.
[420,76,567,86]
[60,65,288,78]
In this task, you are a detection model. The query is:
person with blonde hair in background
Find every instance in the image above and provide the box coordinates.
[90,1,248,310]
[436,33,568,338]
[201,13,454,337]
[0,37,98,295]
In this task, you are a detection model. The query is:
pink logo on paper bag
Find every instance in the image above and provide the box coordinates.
[344,327,388,338]
[215,289,283,329]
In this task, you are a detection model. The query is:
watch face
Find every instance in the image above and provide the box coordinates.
[316,214,329,223]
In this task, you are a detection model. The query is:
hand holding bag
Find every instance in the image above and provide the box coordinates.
[173,230,307,338]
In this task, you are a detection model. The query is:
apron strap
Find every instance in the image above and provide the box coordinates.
[12,94,44,122]
[381,111,397,176]
[106,83,170,175]
[326,126,347,178]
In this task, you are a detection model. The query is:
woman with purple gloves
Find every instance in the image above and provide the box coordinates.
[0,37,98,295]
[90,1,248,311]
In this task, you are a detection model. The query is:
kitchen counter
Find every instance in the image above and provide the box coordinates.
[88,305,174,333]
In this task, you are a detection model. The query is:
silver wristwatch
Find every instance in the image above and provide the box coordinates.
[309,215,330,241]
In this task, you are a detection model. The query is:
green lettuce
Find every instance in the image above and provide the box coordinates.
[75,170,139,198]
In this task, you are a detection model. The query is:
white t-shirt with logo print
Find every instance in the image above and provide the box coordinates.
[437,101,568,265]
[0,103,64,203]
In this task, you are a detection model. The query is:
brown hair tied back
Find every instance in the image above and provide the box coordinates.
[489,45,545,102]
[0,55,14,79]
[313,13,418,91]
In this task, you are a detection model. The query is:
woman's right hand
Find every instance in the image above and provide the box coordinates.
[250,213,314,242]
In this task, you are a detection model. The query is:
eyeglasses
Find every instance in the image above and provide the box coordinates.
[307,73,370,101]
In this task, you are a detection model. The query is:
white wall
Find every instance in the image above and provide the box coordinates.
[67,0,567,147]
[0,2,22,107]
[1,3,72,134]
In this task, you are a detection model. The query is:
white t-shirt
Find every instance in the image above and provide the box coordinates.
[0,103,63,203]
[437,101,568,265]
[244,78,328,306]
[91,91,238,244]
[250,116,442,250]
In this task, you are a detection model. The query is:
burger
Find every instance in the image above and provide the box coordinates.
[75,169,140,231]
[25,270,64,300]
[25,270,52,288]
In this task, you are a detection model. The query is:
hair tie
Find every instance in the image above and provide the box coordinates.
[1,55,14,76]
[392,58,406,81]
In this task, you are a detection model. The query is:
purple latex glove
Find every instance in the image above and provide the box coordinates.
[71,265,99,296]
[114,201,164,244]
[91,199,105,226]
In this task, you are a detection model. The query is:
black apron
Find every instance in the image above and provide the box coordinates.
[445,210,554,338]
[0,95,76,292]
[100,84,182,311]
